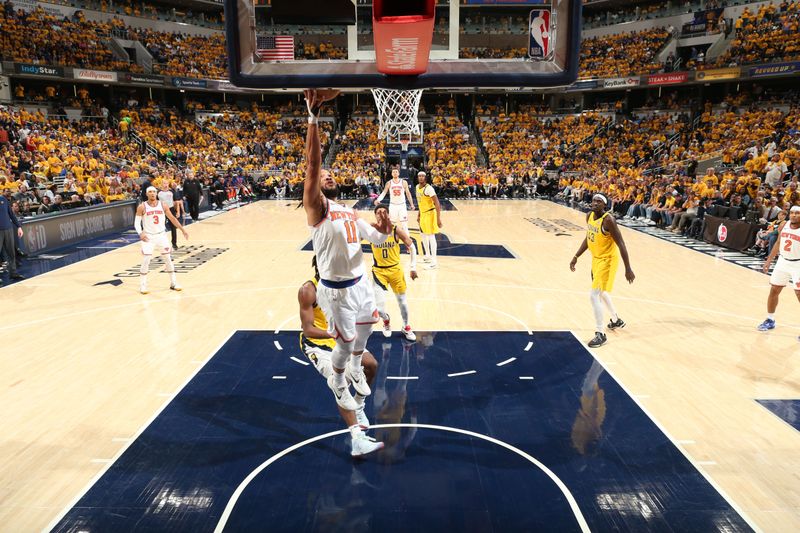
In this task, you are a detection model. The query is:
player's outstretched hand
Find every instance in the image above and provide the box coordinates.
[410,270,418,280]
[569,256,577,272]
[625,267,635,283]
[304,89,340,114]
[181,228,189,240]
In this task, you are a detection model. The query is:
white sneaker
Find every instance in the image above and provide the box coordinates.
[402,325,416,341]
[355,406,370,429]
[345,364,371,397]
[170,283,182,291]
[381,315,391,338]
[140,286,149,295]
[423,256,431,263]
[327,374,359,411]
[351,434,384,457]
[425,262,438,269]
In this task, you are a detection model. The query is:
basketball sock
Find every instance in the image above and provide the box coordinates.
[373,283,389,320]
[590,289,605,332]
[139,256,151,288]
[600,291,619,322]
[350,353,363,371]
[396,293,410,325]
[355,393,366,408]
[767,313,775,320]
[420,234,429,258]
[349,424,363,440]
[333,370,347,388]
[163,254,177,284]
[429,234,438,263]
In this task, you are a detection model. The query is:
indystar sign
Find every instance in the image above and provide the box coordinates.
[603,77,640,89]
[14,63,63,77]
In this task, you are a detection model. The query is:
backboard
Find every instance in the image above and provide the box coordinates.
[224,0,581,90]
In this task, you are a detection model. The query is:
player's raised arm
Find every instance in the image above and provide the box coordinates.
[374,180,390,206]
[303,89,339,225]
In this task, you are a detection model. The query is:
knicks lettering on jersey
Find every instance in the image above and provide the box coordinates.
[780,232,800,243]
[329,211,357,222]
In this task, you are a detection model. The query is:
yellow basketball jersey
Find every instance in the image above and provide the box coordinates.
[587,212,617,259]
[416,185,435,212]
[371,227,400,268]
[302,279,336,350]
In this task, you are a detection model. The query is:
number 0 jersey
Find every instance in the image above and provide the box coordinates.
[371,226,400,268]
[310,198,365,281]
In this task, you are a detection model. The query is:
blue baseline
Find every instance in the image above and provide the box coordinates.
[301,231,514,259]
[757,400,800,432]
[52,331,751,532]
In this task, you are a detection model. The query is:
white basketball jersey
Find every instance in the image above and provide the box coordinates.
[389,179,406,206]
[779,222,800,260]
[142,200,166,234]
[311,199,365,281]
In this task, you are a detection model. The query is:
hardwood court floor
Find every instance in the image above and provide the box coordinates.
[1,200,798,531]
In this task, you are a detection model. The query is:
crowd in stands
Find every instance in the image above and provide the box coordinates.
[715,1,800,67]
[0,3,142,72]
[330,118,385,197]
[579,28,671,79]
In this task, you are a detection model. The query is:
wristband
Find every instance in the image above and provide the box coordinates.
[308,115,318,125]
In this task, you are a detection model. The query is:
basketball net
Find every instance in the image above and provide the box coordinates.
[371,88,423,140]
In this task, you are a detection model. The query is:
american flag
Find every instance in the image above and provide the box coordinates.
[256,35,295,61]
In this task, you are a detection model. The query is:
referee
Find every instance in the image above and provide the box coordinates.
[157,181,181,249]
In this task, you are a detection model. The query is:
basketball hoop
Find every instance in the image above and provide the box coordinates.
[398,131,412,152]
[371,88,423,140]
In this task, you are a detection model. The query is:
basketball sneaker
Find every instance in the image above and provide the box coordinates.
[607,318,626,330]
[170,283,183,292]
[345,364,371,397]
[402,325,417,341]
[355,405,370,430]
[757,318,776,331]
[351,434,384,457]
[140,281,148,294]
[423,256,431,263]
[425,262,438,269]
[327,374,359,411]
[588,332,607,348]
[382,314,391,338]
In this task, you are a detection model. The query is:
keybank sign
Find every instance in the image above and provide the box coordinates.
[15,63,64,77]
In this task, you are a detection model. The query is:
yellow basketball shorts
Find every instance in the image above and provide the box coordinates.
[373,266,407,295]
[420,210,439,235]
[591,255,619,292]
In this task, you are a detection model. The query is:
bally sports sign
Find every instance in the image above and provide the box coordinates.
[74,69,118,82]
[603,77,641,89]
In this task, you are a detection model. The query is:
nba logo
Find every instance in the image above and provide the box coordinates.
[529,9,552,60]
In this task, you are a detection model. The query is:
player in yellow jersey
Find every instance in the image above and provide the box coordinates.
[298,256,383,457]
[371,205,419,341]
[570,194,635,348]
[415,171,442,269]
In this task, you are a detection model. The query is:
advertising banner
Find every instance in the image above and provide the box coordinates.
[122,73,165,85]
[74,69,118,82]
[749,61,800,78]
[602,76,641,89]
[695,67,740,81]
[14,63,64,77]
[646,72,689,85]
[21,202,136,255]
[172,77,208,89]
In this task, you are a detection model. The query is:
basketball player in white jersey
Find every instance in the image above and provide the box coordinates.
[303,90,393,455]
[374,167,415,233]
[758,205,800,340]
[135,186,189,294]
